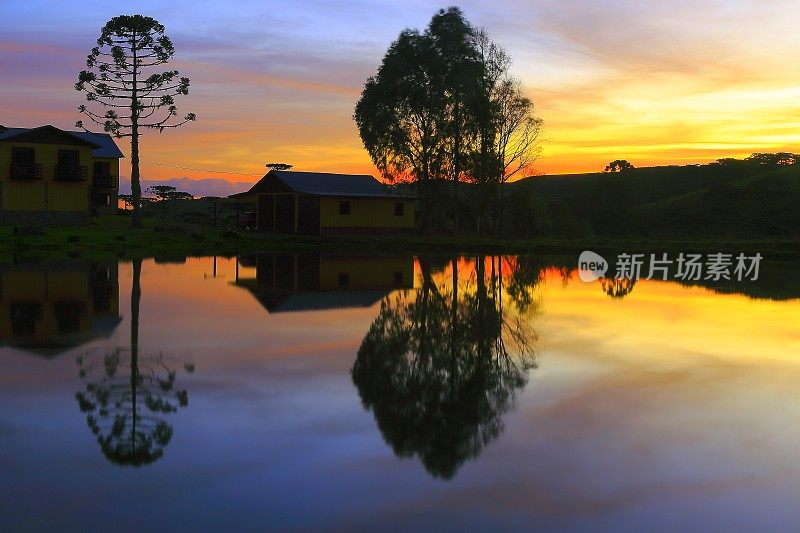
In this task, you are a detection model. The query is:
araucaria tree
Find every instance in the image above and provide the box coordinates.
[75,15,196,228]
[354,7,541,235]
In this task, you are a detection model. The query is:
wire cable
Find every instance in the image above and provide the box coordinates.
[139,159,263,177]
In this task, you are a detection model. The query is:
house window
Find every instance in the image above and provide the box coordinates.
[10,303,42,338]
[339,200,351,215]
[10,147,37,180]
[56,149,82,181]
[54,301,87,334]
[338,273,350,288]
[93,161,113,187]
[394,202,405,216]
[58,149,79,168]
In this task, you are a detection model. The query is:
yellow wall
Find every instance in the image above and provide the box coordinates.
[0,270,89,343]
[0,142,120,213]
[0,265,119,347]
[320,197,415,229]
[319,257,415,290]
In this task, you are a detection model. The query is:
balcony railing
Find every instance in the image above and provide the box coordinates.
[54,165,87,182]
[10,163,43,181]
[93,175,118,188]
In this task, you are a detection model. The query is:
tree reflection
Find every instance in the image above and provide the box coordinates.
[600,276,636,299]
[75,258,193,467]
[351,256,536,479]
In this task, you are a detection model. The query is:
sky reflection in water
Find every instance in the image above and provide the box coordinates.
[1,255,800,531]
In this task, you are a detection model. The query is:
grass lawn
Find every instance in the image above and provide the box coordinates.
[1,214,799,261]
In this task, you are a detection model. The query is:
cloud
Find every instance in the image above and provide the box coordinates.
[3,0,800,177]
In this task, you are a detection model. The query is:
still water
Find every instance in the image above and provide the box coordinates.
[1,254,800,531]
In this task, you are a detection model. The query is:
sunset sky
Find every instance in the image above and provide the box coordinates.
[3,0,800,194]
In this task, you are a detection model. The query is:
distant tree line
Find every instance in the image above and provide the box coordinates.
[355,7,542,237]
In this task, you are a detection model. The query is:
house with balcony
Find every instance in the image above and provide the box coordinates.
[0,124,124,225]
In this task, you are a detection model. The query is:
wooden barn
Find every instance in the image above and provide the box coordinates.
[230,170,415,234]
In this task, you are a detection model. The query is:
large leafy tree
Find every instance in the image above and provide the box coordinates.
[355,29,447,232]
[355,7,541,235]
[472,30,542,238]
[427,8,483,233]
[75,15,196,228]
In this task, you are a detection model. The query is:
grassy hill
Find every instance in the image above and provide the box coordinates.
[499,161,800,240]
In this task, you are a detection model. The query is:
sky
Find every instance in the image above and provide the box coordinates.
[2,0,800,195]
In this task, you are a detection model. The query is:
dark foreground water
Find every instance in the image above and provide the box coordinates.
[1,254,800,531]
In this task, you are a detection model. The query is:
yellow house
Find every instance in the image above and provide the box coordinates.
[230,170,416,234]
[0,124,124,225]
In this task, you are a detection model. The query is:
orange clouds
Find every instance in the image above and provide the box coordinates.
[3,1,800,183]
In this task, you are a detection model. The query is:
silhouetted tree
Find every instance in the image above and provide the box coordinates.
[471,31,542,237]
[351,257,535,478]
[427,8,484,233]
[75,15,196,228]
[604,160,634,173]
[600,276,636,299]
[356,8,541,235]
[745,152,799,168]
[75,259,193,466]
[145,184,193,220]
[265,163,293,171]
[146,184,193,201]
[355,26,447,232]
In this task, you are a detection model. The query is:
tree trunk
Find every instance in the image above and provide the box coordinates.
[131,128,141,228]
[130,257,142,446]
[497,180,505,240]
[449,256,458,400]
[130,31,142,228]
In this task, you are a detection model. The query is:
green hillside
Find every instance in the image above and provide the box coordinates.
[499,159,800,240]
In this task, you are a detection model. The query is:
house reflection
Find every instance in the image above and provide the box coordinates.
[0,262,121,355]
[233,253,414,313]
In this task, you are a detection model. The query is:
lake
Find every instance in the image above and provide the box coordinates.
[1,253,800,531]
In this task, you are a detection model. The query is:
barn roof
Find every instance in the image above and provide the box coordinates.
[231,170,416,199]
[234,283,390,313]
[0,125,124,158]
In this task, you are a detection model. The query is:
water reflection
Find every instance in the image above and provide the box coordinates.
[601,276,637,299]
[233,253,414,312]
[75,348,192,466]
[0,261,121,355]
[2,254,800,529]
[75,259,192,467]
[352,256,537,479]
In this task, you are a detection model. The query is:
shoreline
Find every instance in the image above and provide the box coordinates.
[1,215,798,261]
